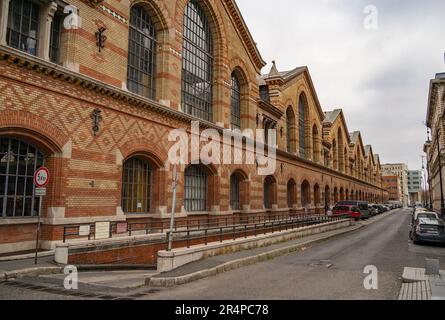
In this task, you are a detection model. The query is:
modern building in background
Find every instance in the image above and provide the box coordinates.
[425,72,445,216]
[408,170,423,205]
[382,164,409,207]
[382,175,401,202]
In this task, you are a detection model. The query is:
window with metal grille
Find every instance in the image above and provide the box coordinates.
[184,165,208,212]
[230,174,240,211]
[181,0,213,122]
[127,5,157,99]
[299,95,306,158]
[6,0,40,56]
[0,137,45,218]
[231,73,241,130]
[49,12,62,63]
[286,107,296,153]
[121,157,152,214]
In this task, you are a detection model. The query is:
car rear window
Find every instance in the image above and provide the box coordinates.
[359,204,368,210]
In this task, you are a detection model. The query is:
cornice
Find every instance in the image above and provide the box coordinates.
[222,0,266,71]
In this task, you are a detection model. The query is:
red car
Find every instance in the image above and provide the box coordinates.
[332,204,361,220]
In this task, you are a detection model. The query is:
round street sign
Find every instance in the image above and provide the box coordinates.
[34,167,50,188]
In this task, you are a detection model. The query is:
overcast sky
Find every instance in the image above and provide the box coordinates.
[237,0,445,170]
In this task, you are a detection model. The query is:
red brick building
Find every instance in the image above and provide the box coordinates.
[0,0,388,254]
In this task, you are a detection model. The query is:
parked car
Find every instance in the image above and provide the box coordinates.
[410,217,445,245]
[332,204,362,221]
[336,201,371,220]
[368,205,378,216]
[412,211,440,224]
[372,204,386,214]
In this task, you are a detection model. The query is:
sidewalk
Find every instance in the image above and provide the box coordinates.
[398,267,445,300]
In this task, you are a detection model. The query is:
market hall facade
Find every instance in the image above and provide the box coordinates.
[0,0,388,254]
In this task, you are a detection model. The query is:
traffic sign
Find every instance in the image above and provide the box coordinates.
[35,187,46,197]
[34,167,49,187]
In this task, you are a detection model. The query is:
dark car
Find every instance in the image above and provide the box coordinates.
[332,204,361,220]
[372,204,386,214]
[336,201,371,220]
[410,217,445,245]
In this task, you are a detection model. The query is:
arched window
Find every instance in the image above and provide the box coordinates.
[184,165,208,212]
[127,5,157,99]
[298,94,307,158]
[231,73,241,130]
[181,0,213,121]
[286,107,296,153]
[230,173,241,210]
[312,124,320,162]
[314,184,321,206]
[6,0,40,56]
[301,180,310,207]
[122,157,152,213]
[0,137,45,217]
[287,179,296,208]
[264,176,276,210]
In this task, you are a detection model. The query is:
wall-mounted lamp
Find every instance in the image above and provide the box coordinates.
[95,27,107,52]
[91,108,103,136]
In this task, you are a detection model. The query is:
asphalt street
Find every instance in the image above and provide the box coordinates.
[1,209,444,300]
[142,208,445,300]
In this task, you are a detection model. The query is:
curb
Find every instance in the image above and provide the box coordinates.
[0,251,55,262]
[0,266,63,282]
[148,210,400,288]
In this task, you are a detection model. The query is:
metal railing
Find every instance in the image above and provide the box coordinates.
[61,212,337,244]
[165,214,351,249]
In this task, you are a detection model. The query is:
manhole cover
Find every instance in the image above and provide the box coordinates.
[310,260,333,268]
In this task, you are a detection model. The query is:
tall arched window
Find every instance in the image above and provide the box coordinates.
[264,176,276,210]
[122,157,152,213]
[184,165,208,212]
[127,5,157,99]
[230,173,241,210]
[181,0,213,122]
[231,73,241,130]
[0,137,45,217]
[286,107,296,153]
[298,94,307,158]
[301,180,310,207]
[287,179,296,208]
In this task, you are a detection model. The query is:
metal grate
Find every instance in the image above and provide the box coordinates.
[184,165,208,212]
[6,0,40,56]
[0,137,45,218]
[127,5,157,99]
[299,95,306,158]
[181,0,213,122]
[230,174,240,211]
[231,73,241,130]
[121,157,152,214]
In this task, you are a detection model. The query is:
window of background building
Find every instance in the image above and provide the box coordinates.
[121,157,152,214]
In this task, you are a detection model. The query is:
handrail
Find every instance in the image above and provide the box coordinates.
[166,215,351,249]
